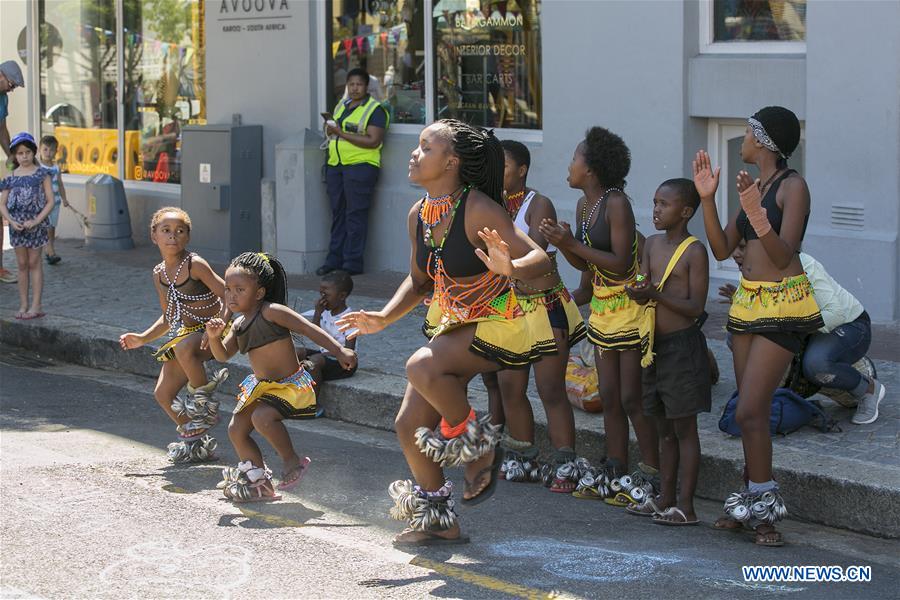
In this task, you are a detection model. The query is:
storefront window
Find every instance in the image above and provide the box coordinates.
[328,0,426,125]
[713,0,806,42]
[433,0,541,130]
[39,0,118,176]
[124,0,206,184]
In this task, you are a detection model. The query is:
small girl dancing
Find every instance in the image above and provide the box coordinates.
[0,132,55,320]
[119,207,230,463]
[206,252,356,502]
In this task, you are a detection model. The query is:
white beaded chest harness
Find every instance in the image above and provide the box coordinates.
[155,253,222,335]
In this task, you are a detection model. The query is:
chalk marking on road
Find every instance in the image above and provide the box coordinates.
[490,539,805,593]
[696,576,805,594]
[236,508,574,599]
[99,540,252,600]
[0,585,48,599]
[409,556,575,600]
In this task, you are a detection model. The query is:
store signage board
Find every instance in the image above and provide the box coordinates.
[217,0,292,33]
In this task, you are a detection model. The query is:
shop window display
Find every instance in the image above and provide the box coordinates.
[328,0,426,125]
[39,0,118,176]
[433,0,541,130]
[124,0,206,184]
[713,0,806,42]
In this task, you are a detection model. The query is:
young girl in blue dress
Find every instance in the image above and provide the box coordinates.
[0,132,54,319]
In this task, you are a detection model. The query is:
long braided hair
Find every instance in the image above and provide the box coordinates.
[230,252,288,305]
[436,119,505,205]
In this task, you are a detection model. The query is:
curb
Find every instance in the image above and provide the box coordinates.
[2,312,898,538]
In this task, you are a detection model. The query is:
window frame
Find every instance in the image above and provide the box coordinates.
[30,0,201,190]
[699,0,806,55]
[319,0,543,142]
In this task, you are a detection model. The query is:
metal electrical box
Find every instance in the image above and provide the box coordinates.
[180,124,263,263]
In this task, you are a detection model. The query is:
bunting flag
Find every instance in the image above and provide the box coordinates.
[367,34,377,53]
[355,36,364,52]
[332,41,340,57]
[343,38,353,57]
[380,31,388,46]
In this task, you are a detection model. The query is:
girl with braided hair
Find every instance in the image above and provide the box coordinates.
[337,119,552,546]
[206,252,357,502]
[120,207,230,463]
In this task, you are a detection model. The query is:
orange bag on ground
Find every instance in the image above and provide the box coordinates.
[565,342,603,413]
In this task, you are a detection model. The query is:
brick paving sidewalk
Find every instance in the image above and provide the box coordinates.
[3,240,897,469]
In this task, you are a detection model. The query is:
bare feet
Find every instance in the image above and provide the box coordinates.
[277,456,311,491]
[713,516,744,531]
[392,524,468,546]
[754,524,784,547]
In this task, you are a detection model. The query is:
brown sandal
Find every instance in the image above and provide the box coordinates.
[754,524,784,547]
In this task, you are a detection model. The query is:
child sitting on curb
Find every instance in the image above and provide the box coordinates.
[297,269,358,384]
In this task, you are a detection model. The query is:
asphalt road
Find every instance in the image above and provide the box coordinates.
[1,348,898,599]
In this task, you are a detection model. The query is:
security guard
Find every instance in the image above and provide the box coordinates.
[319,67,389,276]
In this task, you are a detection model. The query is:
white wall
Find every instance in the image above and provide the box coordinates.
[804,0,900,321]
[205,0,315,180]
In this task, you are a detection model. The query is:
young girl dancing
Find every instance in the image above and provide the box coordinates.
[540,127,660,505]
[696,107,822,546]
[119,207,230,463]
[0,133,54,320]
[488,140,588,492]
[337,119,552,546]
[206,252,357,502]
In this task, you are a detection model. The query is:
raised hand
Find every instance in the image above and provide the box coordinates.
[737,170,763,211]
[475,227,514,277]
[205,317,227,338]
[336,310,386,339]
[538,218,575,249]
[692,150,720,200]
[119,332,144,350]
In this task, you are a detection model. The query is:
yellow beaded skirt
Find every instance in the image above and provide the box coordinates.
[587,281,648,357]
[518,283,588,350]
[154,321,232,362]
[235,367,317,419]
[727,274,824,334]
[422,289,539,369]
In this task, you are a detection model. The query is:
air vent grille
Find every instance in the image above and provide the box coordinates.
[830,204,865,231]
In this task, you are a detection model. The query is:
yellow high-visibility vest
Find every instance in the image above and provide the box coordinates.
[327,96,389,167]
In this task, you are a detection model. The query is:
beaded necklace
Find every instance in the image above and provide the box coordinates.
[504,189,526,219]
[156,252,222,334]
[420,186,464,245]
[424,192,515,324]
[579,188,638,285]
[580,187,622,246]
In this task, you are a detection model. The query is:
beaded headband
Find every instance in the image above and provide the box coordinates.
[748,117,788,159]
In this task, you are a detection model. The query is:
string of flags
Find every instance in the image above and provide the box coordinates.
[81,24,190,58]
[332,23,407,58]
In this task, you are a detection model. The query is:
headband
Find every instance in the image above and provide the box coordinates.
[748,117,787,159]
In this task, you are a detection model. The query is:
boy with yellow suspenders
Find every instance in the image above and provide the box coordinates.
[625,178,712,526]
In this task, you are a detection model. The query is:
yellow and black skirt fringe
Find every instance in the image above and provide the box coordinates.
[235,366,317,419]
[587,279,650,359]
[518,281,587,349]
[154,321,231,362]
[422,289,539,369]
[727,274,824,335]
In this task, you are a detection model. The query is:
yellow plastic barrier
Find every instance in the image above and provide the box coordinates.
[55,126,140,178]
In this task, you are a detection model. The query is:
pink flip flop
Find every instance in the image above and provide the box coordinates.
[21,312,45,320]
[277,456,311,491]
